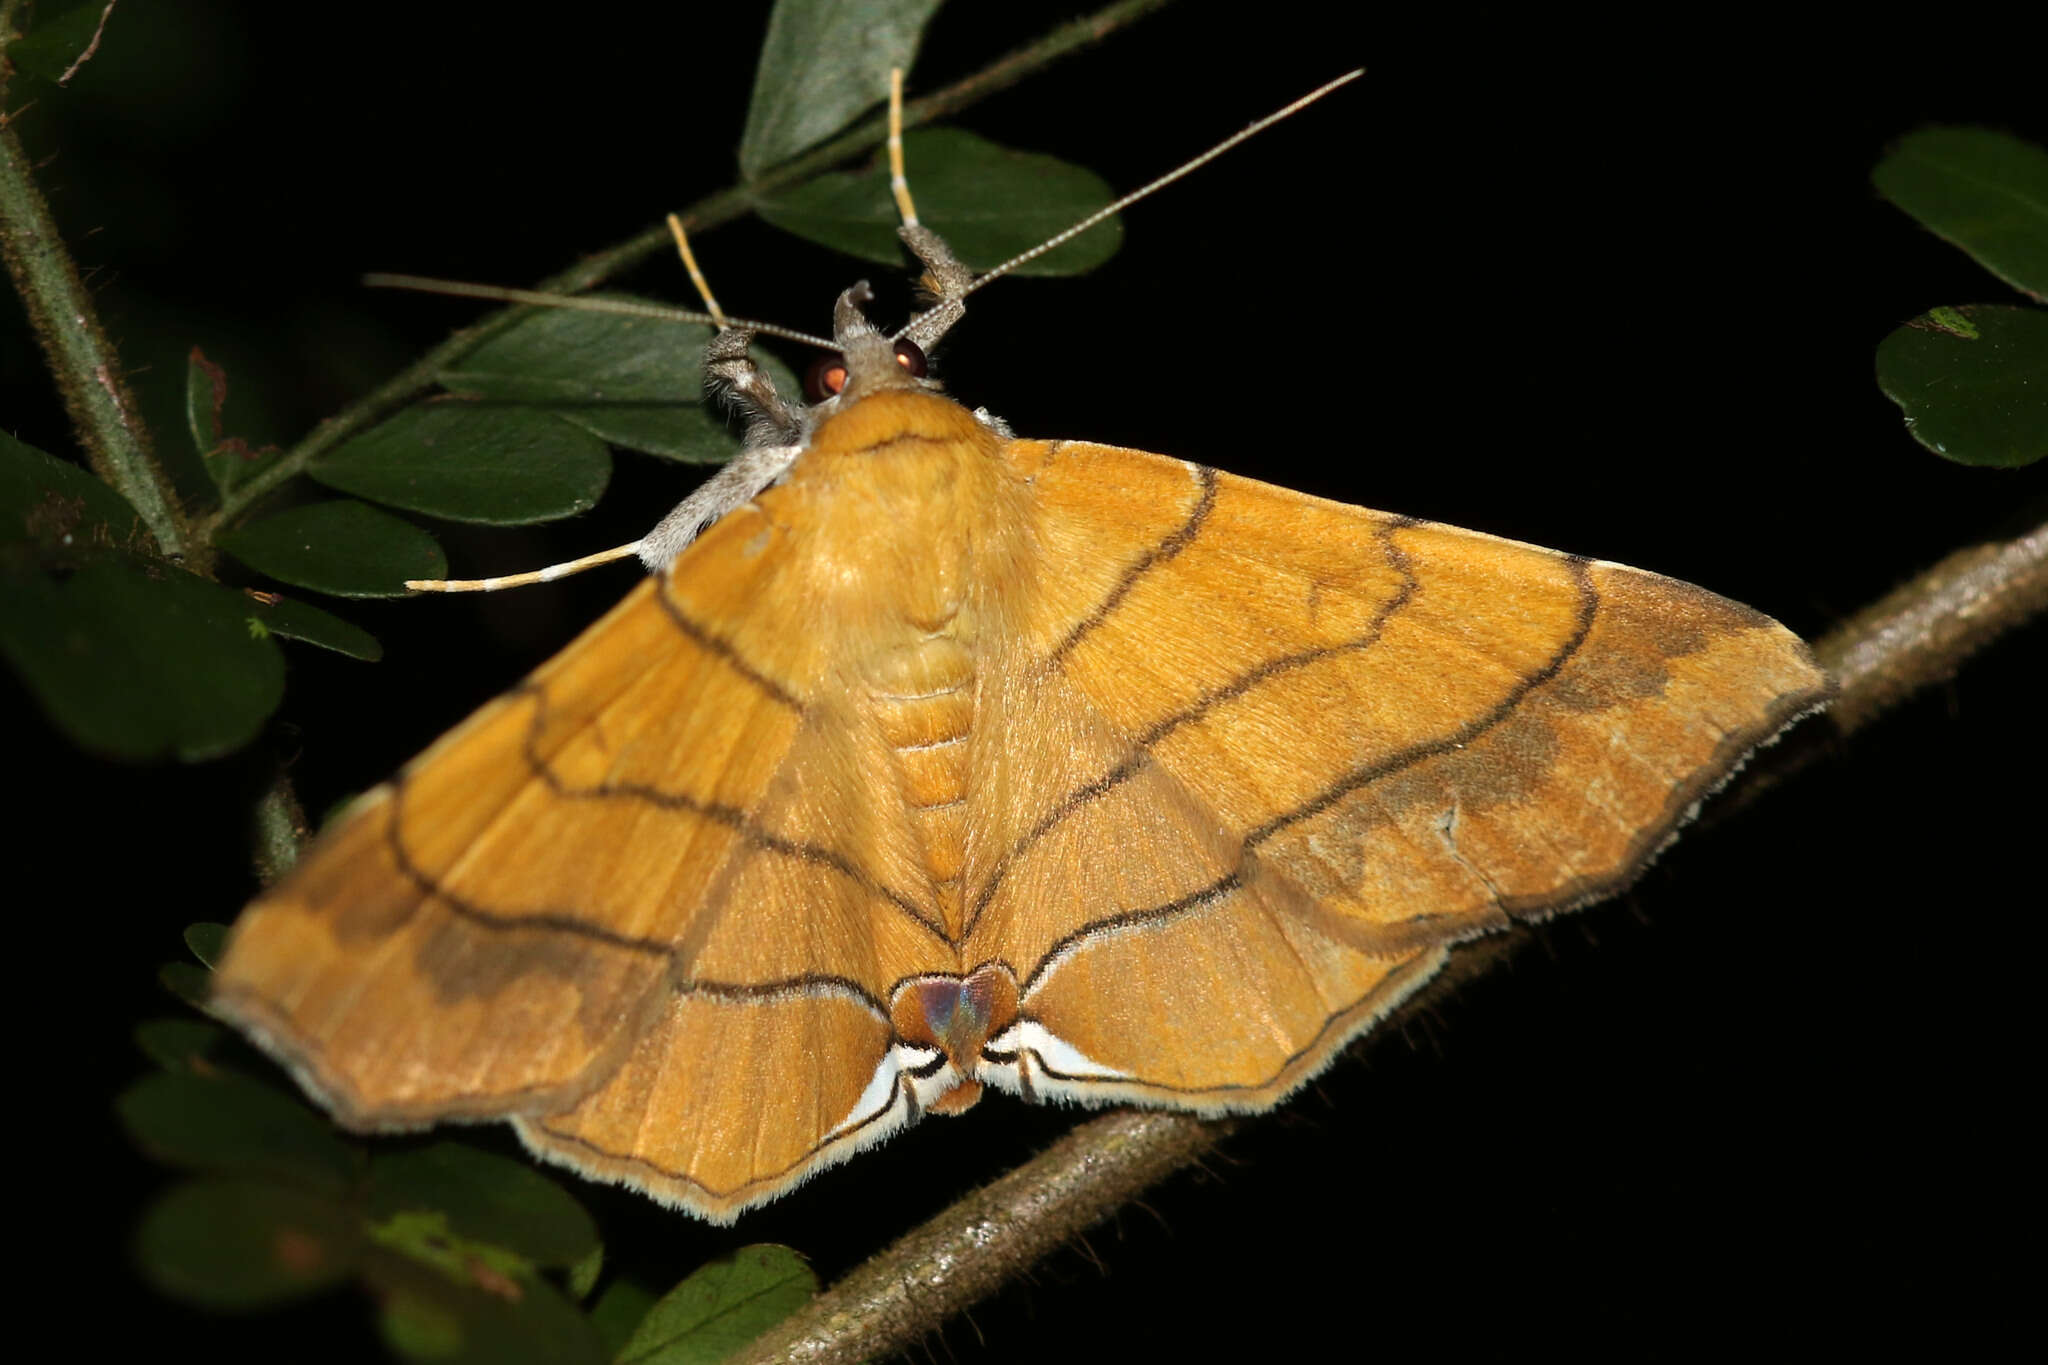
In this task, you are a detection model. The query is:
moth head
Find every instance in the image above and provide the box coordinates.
[801,282,934,414]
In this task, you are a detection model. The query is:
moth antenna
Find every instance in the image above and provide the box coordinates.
[888,67,920,228]
[363,273,833,350]
[406,542,645,594]
[888,68,980,351]
[893,67,1365,340]
[665,215,730,329]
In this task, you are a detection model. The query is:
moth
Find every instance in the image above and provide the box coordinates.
[214,74,1830,1223]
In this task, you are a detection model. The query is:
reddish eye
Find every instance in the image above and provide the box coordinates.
[804,341,929,401]
[804,355,849,402]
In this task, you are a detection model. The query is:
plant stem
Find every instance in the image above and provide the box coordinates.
[737,1111,1229,1365]
[727,516,2048,1365]
[1817,523,2047,734]
[196,0,1178,541]
[0,115,193,566]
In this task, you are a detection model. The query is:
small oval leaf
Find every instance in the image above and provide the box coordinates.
[118,1069,361,1195]
[441,299,713,403]
[566,1242,604,1301]
[187,348,283,495]
[367,1143,600,1272]
[756,128,1121,276]
[158,961,211,1007]
[0,432,147,554]
[1874,128,2048,302]
[184,922,229,966]
[136,1177,362,1310]
[591,1280,659,1360]
[618,1244,818,1365]
[364,1247,608,1365]
[247,592,384,661]
[435,302,816,462]
[1876,304,2048,467]
[739,0,946,179]
[313,403,610,524]
[540,403,738,463]
[0,554,285,761]
[538,351,800,463]
[220,500,447,597]
[135,1017,234,1071]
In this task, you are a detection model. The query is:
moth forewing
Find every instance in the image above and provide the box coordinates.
[213,72,1829,1222]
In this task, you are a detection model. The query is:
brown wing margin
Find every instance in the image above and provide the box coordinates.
[971,440,1830,1108]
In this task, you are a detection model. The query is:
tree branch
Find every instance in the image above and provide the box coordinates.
[728,515,2048,1365]
[1817,523,2047,734]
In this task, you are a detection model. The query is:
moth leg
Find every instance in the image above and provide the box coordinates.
[637,437,802,573]
[897,223,975,351]
[704,326,806,446]
[883,68,977,352]
[666,216,810,446]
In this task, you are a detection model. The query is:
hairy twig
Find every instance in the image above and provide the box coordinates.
[0,115,190,564]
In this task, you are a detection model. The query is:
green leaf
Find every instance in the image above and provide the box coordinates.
[117,1069,361,1195]
[186,347,283,495]
[378,1285,469,1361]
[739,0,946,180]
[591,1280,659,1359]
[371,1208,536,1285]
[617,1245,818,1365]
[220,499,447,598]
[184,922,229,967]
[365,1247,607,1365]
[756,128,1122,276]
[538,350,803,463]
[158,960,211,1007]
[566,1242,603,1301]
[437,302,813,461]
[1,440,273,751]
[538,403,737,463]
[312,403,610,524]
[436,298,787,462]
[136,1177,363,1309]
[1876,304,2048,467]
[1,2,113,88]
[186,348,223,465]
[0,431,147,554]
[135,1017,234,1071]
[1873,128,2048,302]
[247,591,384,661]
[0,553,285,761]
[441,298,713,403]
[367,1143,600,1272]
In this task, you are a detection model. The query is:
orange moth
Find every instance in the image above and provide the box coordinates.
[213,73,1830,1223]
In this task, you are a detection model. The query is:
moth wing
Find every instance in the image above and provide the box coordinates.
[965,440,1829,1111]
[215,498,956,1219]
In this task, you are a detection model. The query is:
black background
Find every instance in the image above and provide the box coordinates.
[11,2,2042,1359]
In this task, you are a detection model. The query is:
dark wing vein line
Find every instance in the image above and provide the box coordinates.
[1015,558,1600,993]
[961,515,1420,938]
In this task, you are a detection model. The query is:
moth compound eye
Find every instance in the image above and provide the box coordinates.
[805,354,849,402]
[803,342,924,401]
